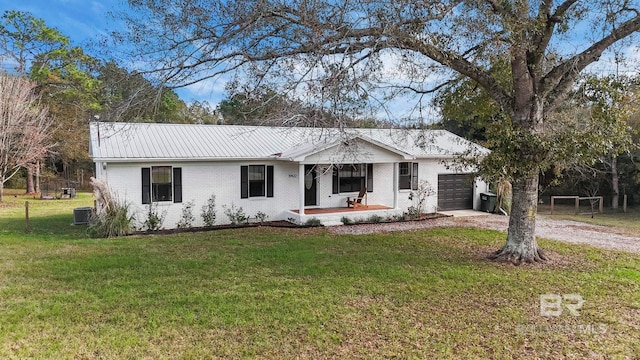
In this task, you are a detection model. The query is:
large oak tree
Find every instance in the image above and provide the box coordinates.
[115,0,640,263]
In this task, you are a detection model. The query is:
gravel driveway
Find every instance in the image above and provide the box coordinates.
[328,214,640,254]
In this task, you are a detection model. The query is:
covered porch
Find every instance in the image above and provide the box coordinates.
[288,160,404,226]
[277,135,414,226]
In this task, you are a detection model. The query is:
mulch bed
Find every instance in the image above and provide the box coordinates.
[133,220,309,236]
[342,212,451,225]
[130,213,452,236]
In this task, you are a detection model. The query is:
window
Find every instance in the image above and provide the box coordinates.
[399,162,418,190]
[142,166,182,204]
[249,165,265,197]
[332,164,373,193]
[152,166,172,201]
[241,165,274,198]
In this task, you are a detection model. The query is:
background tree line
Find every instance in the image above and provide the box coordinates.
[0,9,396,196]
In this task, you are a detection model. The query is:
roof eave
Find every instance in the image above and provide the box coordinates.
[92,157,279,163]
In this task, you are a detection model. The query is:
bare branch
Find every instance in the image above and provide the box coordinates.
[0,73,53,200]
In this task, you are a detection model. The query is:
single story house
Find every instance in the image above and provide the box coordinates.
[89,122,490,228]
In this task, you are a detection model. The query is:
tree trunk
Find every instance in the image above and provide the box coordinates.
[490,49,547,264]
[26,165,35,194]
[0,176,4,202]
[35,161,40,194]
[611,154,619,210]
[490,175,546,264]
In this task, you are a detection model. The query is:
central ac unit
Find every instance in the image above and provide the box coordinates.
[73,207,93,225]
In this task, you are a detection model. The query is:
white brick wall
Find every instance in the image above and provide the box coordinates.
[101,161,301,229]
[98,159,487,229]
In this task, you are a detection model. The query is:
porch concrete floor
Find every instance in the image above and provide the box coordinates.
[291,205,392,215]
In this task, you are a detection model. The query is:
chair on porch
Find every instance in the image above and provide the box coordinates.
[346,187,367,208]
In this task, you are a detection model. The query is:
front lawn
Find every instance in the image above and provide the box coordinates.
[1,191,639,358]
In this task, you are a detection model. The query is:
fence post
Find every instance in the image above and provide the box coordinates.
[599,197,603,214]
[575,197,579,215]
[624,195,627,213]
[25,201,30,233]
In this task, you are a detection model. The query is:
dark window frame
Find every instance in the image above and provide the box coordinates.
[241,165,274,199]
[152,166,173,202]
[249,165,266,197]
[142,166,182,204]
[332,163,372,194]
[399,162,419,190]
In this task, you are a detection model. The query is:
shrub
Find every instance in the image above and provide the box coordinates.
[405,206,420,220]
[367,214,383,223]
[200,194,217,227]
[254,211,269,223]
[341,216,353,225]
[87,177,134,238]
[88,202,134,238]
[177,201,196,229]
[305,217,322,226]
[388,213,406,222]
[143,203,166,231]
[496,178,512,215]
[407,180,436,219]
[223,203,248,225]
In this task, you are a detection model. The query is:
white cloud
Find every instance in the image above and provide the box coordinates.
[585,44,640,76]
[179,77,229,105]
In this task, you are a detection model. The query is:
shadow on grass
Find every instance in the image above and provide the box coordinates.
[0,213,89,240]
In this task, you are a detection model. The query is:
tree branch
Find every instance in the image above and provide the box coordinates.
[393,34,513,115]
[530,0,580,68]
[544,15,640,112]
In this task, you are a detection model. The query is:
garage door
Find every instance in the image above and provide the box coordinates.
[438,174,474,210]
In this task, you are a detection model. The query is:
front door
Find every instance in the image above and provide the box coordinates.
[304,165,317,206]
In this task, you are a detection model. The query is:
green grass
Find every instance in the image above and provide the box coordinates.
[0,188,95,239]
[1,190,639,359]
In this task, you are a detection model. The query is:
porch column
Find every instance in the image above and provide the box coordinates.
[298,163,305,216]
[393,162,399,209]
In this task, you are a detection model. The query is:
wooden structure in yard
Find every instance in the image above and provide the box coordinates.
[550,196,603,215]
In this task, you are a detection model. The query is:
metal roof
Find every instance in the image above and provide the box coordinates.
[89,122,489,162]
[277,134,416,162]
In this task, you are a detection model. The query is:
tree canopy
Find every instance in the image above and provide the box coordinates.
[0,10,69,75]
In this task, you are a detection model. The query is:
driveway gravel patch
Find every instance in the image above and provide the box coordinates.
[328,214,640,254]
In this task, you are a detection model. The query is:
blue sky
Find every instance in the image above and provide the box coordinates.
[0,0,113,46]
[0,0,224,105]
